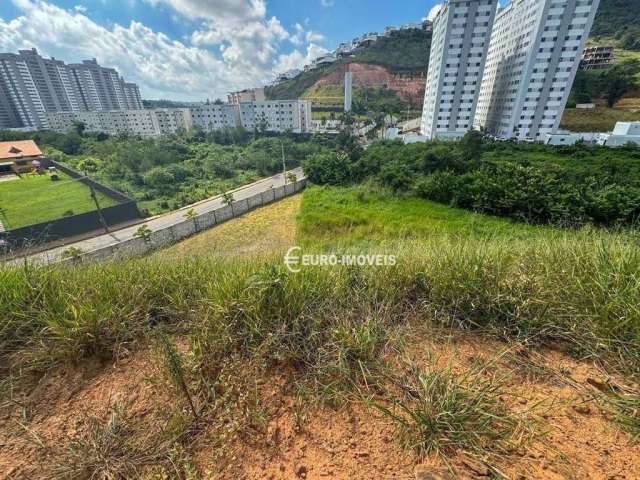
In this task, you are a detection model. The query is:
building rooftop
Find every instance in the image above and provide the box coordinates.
[0,141,43,161]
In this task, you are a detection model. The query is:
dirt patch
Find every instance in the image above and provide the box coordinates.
[1,332,639,479]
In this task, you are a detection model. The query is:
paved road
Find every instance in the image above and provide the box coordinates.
[11,168,304,266]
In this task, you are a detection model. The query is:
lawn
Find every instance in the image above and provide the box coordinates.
[0,172,118,229]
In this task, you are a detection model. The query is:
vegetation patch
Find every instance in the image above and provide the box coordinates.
[303,136,640,228]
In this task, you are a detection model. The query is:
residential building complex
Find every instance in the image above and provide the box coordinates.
[580,45,614,70]
[474,0,600,140]
[47,108,192,137]
[0,49,142,130]
[47,100,313,137]
[420,0,498,139]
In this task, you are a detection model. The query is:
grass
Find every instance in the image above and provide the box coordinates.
[2,184,640,474]
[0,172,117,229]
[376,360,535,461]
[160,194,301,259]
[560,106,640,132]
[298,184,550,246]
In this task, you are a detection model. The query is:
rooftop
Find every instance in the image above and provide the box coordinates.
[0,140,43,161]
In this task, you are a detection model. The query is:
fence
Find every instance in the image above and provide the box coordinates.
[66,178,308,265]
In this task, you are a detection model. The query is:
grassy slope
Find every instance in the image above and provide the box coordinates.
[0,172,117,229]
[161,194,301,259]
[298,185,548,244]
[2,186,640,478]
[561,106,640,132]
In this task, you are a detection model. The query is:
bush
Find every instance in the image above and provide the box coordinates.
[303,152,354,185]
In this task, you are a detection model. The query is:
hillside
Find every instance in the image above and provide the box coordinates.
[266,29,431,111]
[590,0,640,40]
[2,182,640,479]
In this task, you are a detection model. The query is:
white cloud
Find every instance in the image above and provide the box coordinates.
[0,0,326,100]
[320,0,335,7]
[275,43,328,74]
[144,0,266,22]
[306,31,325,43]
[426,4,442,22]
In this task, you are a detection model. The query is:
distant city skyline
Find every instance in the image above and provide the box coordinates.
[0,0,443,101]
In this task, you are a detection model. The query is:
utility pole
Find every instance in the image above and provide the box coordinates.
[89,184,110,234]
[281,140,287,185]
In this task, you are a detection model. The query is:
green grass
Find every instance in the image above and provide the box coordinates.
[376,360,534,461]
[298,184,550,246]
[0,172,117,229]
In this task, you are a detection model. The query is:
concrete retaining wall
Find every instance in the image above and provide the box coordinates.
[64,178,307,265]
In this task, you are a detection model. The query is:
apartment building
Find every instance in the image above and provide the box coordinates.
[420,0,498,140]
[0,49,142,130]
[191,103,240,132]
[47,100,311,137]
[474,0,600,140]
[47,108,192,137]
[227,88,266,105]
[0,51,51,129]
[247,100,312,133]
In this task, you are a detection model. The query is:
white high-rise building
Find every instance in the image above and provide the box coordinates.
[0,49,142,130]
[420,0,498,140]
[474,0,600,140]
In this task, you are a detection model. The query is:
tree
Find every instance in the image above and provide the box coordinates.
[184,208,199,232]
[222,191,235,216]
[605,68,631,107]
[303,151,353,185]
[459,130,484,162]
[134,225,153,243]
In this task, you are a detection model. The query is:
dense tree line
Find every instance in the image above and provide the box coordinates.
[304,132,640,227]
[0,128,335,215]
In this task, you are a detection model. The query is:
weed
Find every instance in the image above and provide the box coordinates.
[376,360,538,461]
[50,403,166,479]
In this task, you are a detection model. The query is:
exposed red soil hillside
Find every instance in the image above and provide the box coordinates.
[315,62,426,107]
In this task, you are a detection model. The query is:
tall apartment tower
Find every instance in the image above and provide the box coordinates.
[0,49,143,130]
[0,52,50,129]
[474,0,600,140]
[420,0,498,140]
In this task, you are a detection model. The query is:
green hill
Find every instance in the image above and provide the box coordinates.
[591,0,640,41]
[348,28,431,74]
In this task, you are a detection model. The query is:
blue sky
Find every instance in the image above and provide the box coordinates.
[0,0,440,101]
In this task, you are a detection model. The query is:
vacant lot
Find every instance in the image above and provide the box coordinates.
[560,105,640,132]
[0,172,117,229]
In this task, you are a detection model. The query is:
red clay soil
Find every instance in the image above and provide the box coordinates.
[1,334,639,480]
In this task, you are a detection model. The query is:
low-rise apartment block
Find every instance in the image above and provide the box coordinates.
[227,88,266,105]
[47,108,192,137]
[47,100,312,137]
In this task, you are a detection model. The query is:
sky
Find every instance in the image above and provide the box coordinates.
[0,0,442,101]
